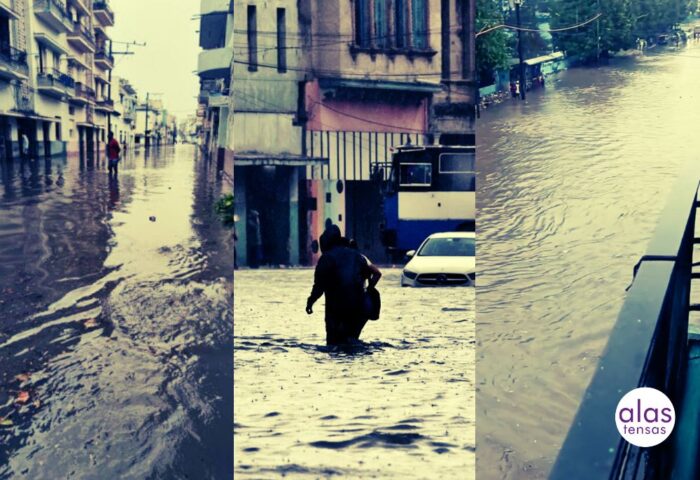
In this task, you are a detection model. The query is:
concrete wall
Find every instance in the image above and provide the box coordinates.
[234,111,301,155]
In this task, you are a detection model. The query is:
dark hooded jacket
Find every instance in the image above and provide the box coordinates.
[308,226,371,344]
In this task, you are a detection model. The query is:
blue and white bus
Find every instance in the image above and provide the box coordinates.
[382,144,475,258]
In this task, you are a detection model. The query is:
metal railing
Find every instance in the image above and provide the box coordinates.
[70,21,95,45]
[34,0,70,18]
[550,163,700,479]
[74,81,95,100]
[94,49,113,64]
[0,42,28,74]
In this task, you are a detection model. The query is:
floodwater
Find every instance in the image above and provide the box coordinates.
[234,269,475,478]
[477,43,700,478]
[0,145,233,478]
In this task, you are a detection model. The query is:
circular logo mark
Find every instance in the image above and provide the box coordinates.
[615,387,675,447]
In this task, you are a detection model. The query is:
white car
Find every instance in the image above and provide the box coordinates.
[400,232,475,287]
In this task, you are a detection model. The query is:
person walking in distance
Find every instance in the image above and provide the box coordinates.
[107,131,121,177]
[247,210,263,268]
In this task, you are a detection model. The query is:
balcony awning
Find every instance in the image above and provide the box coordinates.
[318,77,442,94]
[0,1,19,20]
[235,153,328,167]
[509,51,565,67]
[524,51,565,66]
[35,33,69,54]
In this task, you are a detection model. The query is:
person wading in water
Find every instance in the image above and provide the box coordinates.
[306,225,381,346]
[107,132,121,176]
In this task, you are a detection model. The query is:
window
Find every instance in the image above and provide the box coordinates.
[0,17,10,47]
[55,122,61,141]
[355,0,371,47]
[247,5,257,71]
[38,45,46,73]
[439,153,474,174]
[354,0,429,50]
[418,237,475,257]
[411,0,429,49]
[373,0,389,48]
[276,8,286,73]
[399,163,432,186]
[395,0,407,48]
[53,52,61,73]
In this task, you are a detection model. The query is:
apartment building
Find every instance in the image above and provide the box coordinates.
[197,0,233,162]
[229,0,475,267]
[0,0,116,162]
[110,75,136,149]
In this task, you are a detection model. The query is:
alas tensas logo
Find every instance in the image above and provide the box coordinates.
[615,387,675,447]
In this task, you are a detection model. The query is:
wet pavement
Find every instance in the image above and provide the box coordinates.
[477,42,700,479]
[234,268,475,479]
[0,145,233,478]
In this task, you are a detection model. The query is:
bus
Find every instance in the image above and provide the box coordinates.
[381,144,476,259]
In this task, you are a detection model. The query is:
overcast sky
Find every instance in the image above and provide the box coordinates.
[110,1,200,119]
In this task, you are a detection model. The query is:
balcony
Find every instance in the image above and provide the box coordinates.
[34,0,73,32]
[67,22,95,52]
[0,43,28,81]
[197,47,232,80]
[93,1,114,26]
[124,111,135,122]
[0,0,19,19]
[199,0,229,49]
[37,70,75,99]
[69,81,95,105]
[67,0,87,15]
[95,97,114,112]
[94,49,113,70]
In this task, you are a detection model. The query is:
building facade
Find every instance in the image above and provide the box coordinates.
[0,0,116,161]
[228,0,476,267]
[197,0,233,163]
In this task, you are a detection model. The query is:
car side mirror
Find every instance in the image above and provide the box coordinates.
[406,250,416,258]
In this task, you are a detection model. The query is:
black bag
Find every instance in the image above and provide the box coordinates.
[364,286,381,321]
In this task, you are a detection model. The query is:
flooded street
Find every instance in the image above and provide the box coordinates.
[234,269,475,478]
[477,43,700,479]
[0,145,233,478]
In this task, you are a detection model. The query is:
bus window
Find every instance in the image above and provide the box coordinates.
[399,163,432,186]
[439,153,475,174]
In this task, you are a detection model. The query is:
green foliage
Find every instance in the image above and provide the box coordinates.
[215,194,235,227]
[550,0,696,63]
[477,0,699,76]
[476,0,512,86]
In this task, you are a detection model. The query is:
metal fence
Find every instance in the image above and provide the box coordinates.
[306,130,429,182]
[550,163,700,479]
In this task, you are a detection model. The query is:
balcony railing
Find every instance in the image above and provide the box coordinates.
[93,1,114,25]
[68,21,96,50]
[39,68,76,87]
[33,0,73,32]
[96,97,114,110]
[0,42,28,75]
[74,81,96,101]
[94,49,114,68]
[550,162,700,479]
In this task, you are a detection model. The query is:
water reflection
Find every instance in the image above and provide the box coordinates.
[0,145,233,478]
[477,44,700,478]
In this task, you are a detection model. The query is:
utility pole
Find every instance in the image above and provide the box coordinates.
[514,0,526,100]
[145,92,150,149]
[108,40,144,143]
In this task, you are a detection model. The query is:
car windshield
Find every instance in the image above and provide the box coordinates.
[418,237,475,257]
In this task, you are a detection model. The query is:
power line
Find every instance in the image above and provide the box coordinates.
[476,13,602,37]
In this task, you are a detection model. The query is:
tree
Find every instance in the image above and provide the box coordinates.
[476,0,511,86]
